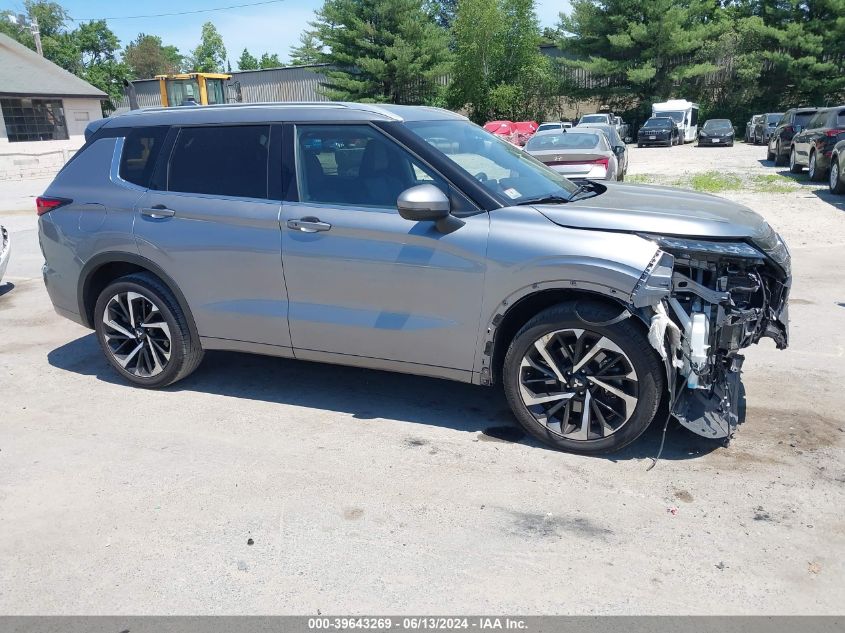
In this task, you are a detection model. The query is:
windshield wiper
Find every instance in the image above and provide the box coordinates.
[515,194,571,206]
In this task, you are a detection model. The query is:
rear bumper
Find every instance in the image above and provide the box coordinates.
[0,226,10,283]
[549,164,609,179]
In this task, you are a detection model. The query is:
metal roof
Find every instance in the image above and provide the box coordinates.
[0,33,107,98]
[102,102,467,128]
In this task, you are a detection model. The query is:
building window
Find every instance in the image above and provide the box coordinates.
[1,97,69,142]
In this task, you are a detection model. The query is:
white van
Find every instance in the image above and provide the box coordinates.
[652,99,700,143]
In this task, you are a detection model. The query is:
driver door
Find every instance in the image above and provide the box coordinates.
[280,124,490,376]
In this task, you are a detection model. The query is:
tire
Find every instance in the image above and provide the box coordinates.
[94,272,204,388]
[789,147,802,174]
[830,158,845,194]
[808,151,824,182]
[766,146,775,162]
[774,141,787,166]
[637,143,643,148]
[502,300,664,454]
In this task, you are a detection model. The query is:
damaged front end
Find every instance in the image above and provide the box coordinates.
[632,227,791,439]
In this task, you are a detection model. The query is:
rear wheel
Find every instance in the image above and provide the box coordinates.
[774,141,787,166]
[789,147,802,174]
[808,151,824,181]
[502,301,664,454]
[94,272,203,388]
[766,145,775,162]
[830,158,845,194]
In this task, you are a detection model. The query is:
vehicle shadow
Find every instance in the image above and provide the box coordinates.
[0,282,14,298]
[47,333,722,461]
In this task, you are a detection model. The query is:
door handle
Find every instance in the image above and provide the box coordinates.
[140,205,175,219]
[287,217,331,233]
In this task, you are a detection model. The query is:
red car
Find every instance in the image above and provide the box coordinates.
[514,121,539,146]
[483,120,519,145]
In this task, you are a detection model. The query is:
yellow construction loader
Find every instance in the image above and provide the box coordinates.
[155,73,231,106]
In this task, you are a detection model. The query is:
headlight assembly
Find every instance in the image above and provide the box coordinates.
[639,234,765,259]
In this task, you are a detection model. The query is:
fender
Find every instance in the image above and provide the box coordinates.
[77,251,199,340]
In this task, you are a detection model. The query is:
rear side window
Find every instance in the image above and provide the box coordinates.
[120,126,168,188]
[794,111,816,127]
[168,125,270,199]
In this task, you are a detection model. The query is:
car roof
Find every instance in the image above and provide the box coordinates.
[102,102,468,129]
[533,128,596,136]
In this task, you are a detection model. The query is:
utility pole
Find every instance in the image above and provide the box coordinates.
[30,16,43,56]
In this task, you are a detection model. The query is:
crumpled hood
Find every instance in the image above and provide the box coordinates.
[534,182,770,239]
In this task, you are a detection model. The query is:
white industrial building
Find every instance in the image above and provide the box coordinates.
[0,33,105,180]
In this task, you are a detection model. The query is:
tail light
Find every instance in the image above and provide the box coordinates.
[825,129,845,137]
[36,196,71,216]
[547,157,610,168]
[783,125,793,134]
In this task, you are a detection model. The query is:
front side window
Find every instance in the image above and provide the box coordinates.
[295,124,447,208]
[1,97,69,142]
[168,125,270,199]
[405,119,580,204]
[120,126,168,187]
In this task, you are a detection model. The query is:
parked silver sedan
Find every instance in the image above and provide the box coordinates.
[523,129,619,180]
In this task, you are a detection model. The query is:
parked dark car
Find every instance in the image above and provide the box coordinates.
[697,119,735,146]
[745,114,763,143]
[787,105,845,180]
[637,117,681,147]
[829,138,845,194]
[767,107,819,166]
[577,122,629,178]
[753,113,783,145]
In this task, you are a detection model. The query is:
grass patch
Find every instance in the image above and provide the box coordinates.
[687,171,743,193]
[626,174,656,184]
[750,173,799,193]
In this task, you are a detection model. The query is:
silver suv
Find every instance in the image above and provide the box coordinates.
[38,103,791,454]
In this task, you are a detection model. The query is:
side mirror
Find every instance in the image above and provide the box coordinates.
[397,184,450,222]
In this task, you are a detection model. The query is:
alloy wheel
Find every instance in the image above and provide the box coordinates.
[518,328,639,441]
[809,153,816,179]
[790,148,796,170]
[102,292,172,377]
[832,162,841,191]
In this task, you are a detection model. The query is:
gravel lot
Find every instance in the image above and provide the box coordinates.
[1,141,844,614]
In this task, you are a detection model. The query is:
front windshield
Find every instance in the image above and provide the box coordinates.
[657,111,685,123]
[767,113,782,124]
[579,114,607,124]
[702,120,732,132]
[642,118,671,129]
[526,132,603,151]
[405,120,579,203]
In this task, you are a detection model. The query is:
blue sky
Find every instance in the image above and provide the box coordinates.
[5,0,571,67]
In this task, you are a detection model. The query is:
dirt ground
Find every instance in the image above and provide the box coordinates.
[1,141,844,614]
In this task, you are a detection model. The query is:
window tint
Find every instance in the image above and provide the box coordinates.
[794,111,816,127]
[168,126,270,198]
[295,125,447,208]
[120,126,168,187]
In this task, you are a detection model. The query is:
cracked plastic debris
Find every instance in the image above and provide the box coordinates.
[647,301,682,368]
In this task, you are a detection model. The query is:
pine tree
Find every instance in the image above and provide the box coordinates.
[289,30,322,66]
[312,0,452,103]
[238,48,259,70]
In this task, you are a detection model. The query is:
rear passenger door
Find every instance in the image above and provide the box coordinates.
[133,124,291,350]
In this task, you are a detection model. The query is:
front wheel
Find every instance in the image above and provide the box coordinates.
[94,272,204,388]
[789,147,802,174]
[808,151,824,181]
[502,301,664,454]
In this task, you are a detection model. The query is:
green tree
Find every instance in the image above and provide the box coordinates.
[288,30,322,65]
[448,0,554,122]
[312,0,452,103]
[259,52,282,68]
[238,48,259,70]
[123,33,182,78]
[189,22,226,72]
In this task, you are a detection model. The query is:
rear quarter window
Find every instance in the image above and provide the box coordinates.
[119,127,169,188]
